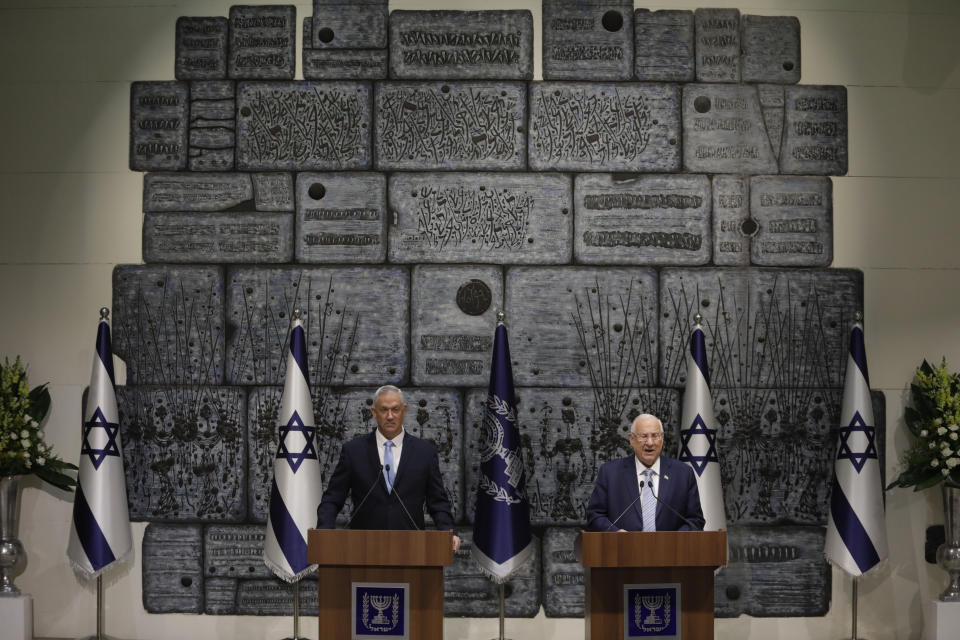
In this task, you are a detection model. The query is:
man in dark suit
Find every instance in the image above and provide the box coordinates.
[317,385,461,551]
[586,413,705,532]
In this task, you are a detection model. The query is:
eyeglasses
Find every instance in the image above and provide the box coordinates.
[629,433,663,443]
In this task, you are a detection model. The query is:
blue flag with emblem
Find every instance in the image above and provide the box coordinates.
[678,319,726,531]
[67,308,132,576]
[825,319,888,575]
[264,314,322,582]
[471,319,532,583]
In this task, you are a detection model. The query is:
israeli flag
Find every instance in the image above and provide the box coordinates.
[264,316,322,582]
[678,321,726,531]
[471,320,533,582]
[825,321,888,575]
[67,310,132,576]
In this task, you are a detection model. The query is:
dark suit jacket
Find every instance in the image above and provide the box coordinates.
[316,430,455,531]
[585,455,705,532]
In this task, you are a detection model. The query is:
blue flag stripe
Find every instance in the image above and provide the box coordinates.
[96,321,115,386]
[690,327,710,387]
[269,478,309,574]
[849,326,869,387]
[289,325,310,386]
[830,477,881,573]
[71,483,116,572]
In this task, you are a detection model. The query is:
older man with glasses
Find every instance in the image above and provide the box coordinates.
[585,413,705,532]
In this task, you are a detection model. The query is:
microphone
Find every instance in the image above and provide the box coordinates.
[607,490,644,531]
[647,480,701,531]
[385,464,421,531]
[346,464,385,528]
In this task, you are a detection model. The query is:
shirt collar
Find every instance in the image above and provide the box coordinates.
[635,455,661,477]
[376,427,405,448]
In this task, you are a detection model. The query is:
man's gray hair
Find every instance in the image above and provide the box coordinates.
[630,413,664,434]
[373,385,405,404]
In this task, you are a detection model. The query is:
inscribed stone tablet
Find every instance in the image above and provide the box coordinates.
[682,84,778,175]
[542,0,634,80]
[529,83,681,173]
[143,212,294,263]
[658,268,862,389]
[117,385,247,521]
[695,8,740,83]
[750,176,832,267]
[303,17,388,80]
[142,524,203,613]
[225,266,408,386]
[228,5,296,80]
[574,173,711,265]
[204,578,237,614]
[542,528,584,617]
[715,526,829,617]
[204,525,272,580]
[757,84,785,161]
[295,172,386,263]
[252,173,294,211]
[130,81,189,171]
[236,81,371,171]
[464,387,679,526]
[411,265,502,386]
[443,529,540,617]
[143,173,253,212]
[780,85,848,175]
[389,10,533,80]
[388,173,572,264]
[505,267,659,387]
[112,265,225,385]
[633,10,694,82]
[712,175,752,266]
[741,15,801,85]
[237,579,318,616]
[312,0,387,49]
[176,17,228,80]
[246,387,463,524]
[375,82,526,171]
[189,80,234,171]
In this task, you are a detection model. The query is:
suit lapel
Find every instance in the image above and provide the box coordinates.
[365,431,382,488]
[655,458,672,526]
[392,430,413,487]
[620,457,641,524]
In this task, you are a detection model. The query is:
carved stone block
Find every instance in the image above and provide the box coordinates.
[228,5,296,80]
[388,172,572,264]
[295,172,386,263]
[118,385,247,522]
[141,524,203,613]
[236,81,372,171]
[247,387,463,525]
[226,266,408,386]
[780,85,848,175]
[529,83,681,173]
[542,0,634,80]
[252,173,295,211]
[237,578,319,616]
[542,527,585,617]
[505,267,659,387]
[143,212,294,264]
[302,18,387,81]
[443,529,540,617]
[204,577,237,614]
[574,173,711,265]
[388,10,533,80]
[204,525,272,580]
[658,268,863,389]
[311,0,387,49]
[711,175,752,266]
[750,176,832,267]
[758,84,786,162]
[695,8,740,83]
[375,82,526,171]
[741,15,801,85]
[411,265,502,387]
[130,81,189,171]
[633,10,694,82]
[176,17,228,80]
[682,84,778,175]
[464,387,680,526]
[143,173,252,213]
[189,80,234,171]
[112,265,225,385]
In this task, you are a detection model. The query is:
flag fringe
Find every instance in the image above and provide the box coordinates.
[264,555,316,584]
[470,540,535,585]
[70,547,133,580]
[825,554,889,579]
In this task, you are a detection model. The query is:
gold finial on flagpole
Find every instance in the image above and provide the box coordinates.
[293,308,302,320]
[497,310,505,325]
[99,307,110,320]
[694,312,702,325]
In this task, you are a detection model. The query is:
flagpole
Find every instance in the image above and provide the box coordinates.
[280,579,303,640]
[851,576,859,640]
[498,582,505,640]
[97,574,104,640]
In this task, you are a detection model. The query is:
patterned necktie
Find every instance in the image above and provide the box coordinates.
[383,441,396,494]
[641,468,657,532]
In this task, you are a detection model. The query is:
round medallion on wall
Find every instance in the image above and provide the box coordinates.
[456,279,492,316]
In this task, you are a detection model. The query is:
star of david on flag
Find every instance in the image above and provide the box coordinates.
[264,314,323,582]
[678,320,726,531]
[67,309,132,577]
[825,320,888,576]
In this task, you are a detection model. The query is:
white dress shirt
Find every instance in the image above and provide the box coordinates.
[635,455,661,498]
[375,427,405,474]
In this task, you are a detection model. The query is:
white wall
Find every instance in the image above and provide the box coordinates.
[1,0,958,638]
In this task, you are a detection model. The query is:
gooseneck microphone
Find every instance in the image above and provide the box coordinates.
[385,464,421,530]
[346,464,385,528]
[647,480,701,531]
[607,490,644,531]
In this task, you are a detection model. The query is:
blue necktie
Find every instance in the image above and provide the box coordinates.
[383,441,396,494]
[641,468,657,532]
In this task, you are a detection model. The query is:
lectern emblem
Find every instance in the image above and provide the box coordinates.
[624,584,680,639]
[352,582,409,639]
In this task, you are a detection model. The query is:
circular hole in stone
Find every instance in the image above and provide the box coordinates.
[668,138,677,145]
[693,96,711,113]
[240,106,251,117]
[783,60,795,71]
[441,85,450,93]
[181,577,193,588]
[725,585,741,600]
[740,218,759,237]
[317,27,334,44]
[601,10,624,32]
[308,183,326,200]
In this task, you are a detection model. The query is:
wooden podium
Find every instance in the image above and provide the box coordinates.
[307,529,454,639]
[579,530,727,640]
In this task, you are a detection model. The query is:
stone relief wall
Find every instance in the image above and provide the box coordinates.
[121,1,883,620]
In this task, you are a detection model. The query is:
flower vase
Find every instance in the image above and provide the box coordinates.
[937,483,960,601]
[0,475,26,596]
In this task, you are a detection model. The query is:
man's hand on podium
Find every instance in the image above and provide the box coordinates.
[452,534,461,552]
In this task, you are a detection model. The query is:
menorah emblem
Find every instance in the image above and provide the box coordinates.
[369,594,394,626]
[641,595,664,626]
